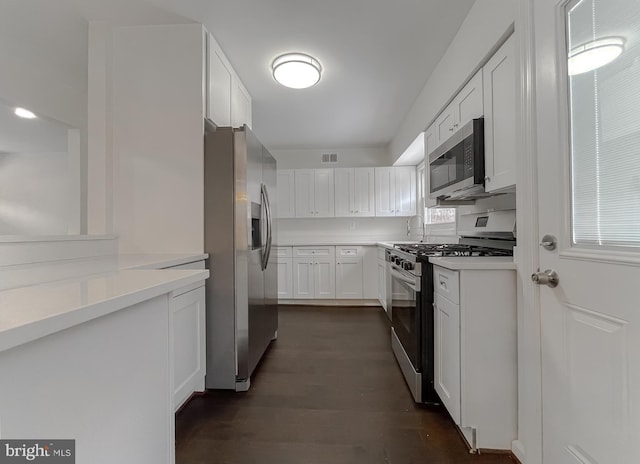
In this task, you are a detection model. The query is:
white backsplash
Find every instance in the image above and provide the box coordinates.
[277,217,412,244]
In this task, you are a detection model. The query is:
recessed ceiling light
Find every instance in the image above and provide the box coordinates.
[14,107,37,119]
[568,37,625,76]
[272,53,322,89]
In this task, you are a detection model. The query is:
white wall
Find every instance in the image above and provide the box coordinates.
[110,24,205,254]
[274,147,411,243]
[0,1,89,233]
[278,217,411,245]
[390,0,516,162]
[272,146,390,169]
[0,152,72,235]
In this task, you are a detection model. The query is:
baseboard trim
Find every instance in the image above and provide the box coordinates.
[278,299,381,307]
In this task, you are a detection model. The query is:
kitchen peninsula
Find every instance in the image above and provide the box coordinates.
[0,250,209,464]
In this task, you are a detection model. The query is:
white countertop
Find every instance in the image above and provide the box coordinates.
[0,268,209,353]
[275,241,419,247]
[429,256,516,270]
[118,253,208,269]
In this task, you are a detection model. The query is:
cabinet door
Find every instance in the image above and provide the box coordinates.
[423,127,438,208]
[353,168,375,217]
[314,169,335,217]
[394,166,417,216]
[374,167,395,216]
[294,169,315,218]
[434,107,455,146]
[276,259,293,299]
[208,38,232,127]
[377,260,388,311]
[314,258,336,299]
[171,286,206,411]
[334,168,354,217]
[277,170,295,218]
[292,258,314,299]
[453,70,483,130]
[362,246,379,299]
[231,78,252,128]
[434,293,461,425]
[483,34,516,193]
[335,247,363,299]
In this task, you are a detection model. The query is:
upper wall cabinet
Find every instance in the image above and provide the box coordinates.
[277,169,295,218]
[433,71,483,147]
[207,34,252,128]
[294,169,335,218]
[374,166,417,217]
[482,34,516,193]
[334,168,375,217]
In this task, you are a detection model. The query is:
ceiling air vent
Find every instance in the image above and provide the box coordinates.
[321,153,338,164]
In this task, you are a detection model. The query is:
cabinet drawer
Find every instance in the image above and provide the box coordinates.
[274,246,293,258]
[293,246,335,258]
[337,246,361,257]
[433,266,460,304]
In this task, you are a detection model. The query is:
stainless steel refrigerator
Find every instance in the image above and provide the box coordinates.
[204,123,277,391]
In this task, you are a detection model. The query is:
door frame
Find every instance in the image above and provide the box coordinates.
[515,1,543,463]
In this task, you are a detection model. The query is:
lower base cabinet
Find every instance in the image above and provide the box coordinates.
[292,246,336,299]
[432,264,516,451]
[276,245,380,302]
[171,284,206,411]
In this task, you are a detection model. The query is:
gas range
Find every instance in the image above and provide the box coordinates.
[394,242,514,258]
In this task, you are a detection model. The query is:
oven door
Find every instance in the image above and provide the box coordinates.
[389,263,421,371]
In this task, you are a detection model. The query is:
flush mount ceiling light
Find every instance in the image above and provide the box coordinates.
[272,53,322,89]
[14,107,37,119]
[568,37,625,75]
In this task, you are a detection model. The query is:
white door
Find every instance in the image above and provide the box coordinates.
[334,168,354,217]
[452,70,483,129]
[313,169,335,217]
[292,258,314,299]
[433,293,461,425]
[394,166,417,217]
[277,170,295,218]
[276,259,293,299]
[374,167,395,216]
[314,258,335,299]
[533,0,640,462]
[353,168,375,217]
[294,169,315,218]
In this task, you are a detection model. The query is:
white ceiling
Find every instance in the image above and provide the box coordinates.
[144,0,476,151]
[4,0,476,154]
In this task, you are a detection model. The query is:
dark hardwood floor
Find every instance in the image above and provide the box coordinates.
[176,305,516,464]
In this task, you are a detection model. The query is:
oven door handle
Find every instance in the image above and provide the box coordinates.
[389,267,420,292]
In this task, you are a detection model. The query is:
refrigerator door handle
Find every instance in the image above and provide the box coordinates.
[261,183,273,270]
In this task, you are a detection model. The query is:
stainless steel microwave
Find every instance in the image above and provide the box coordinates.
[428,118,487,201]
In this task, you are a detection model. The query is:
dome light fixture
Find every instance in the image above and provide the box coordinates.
[568,37,625,76]
[272,53,322,89]
[14,107,37,119]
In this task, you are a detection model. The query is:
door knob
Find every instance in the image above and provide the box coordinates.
[531,269,559,288]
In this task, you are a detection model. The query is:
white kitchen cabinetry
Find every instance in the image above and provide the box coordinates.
[275,246,293,299]
[207,33,252,128]
[433,71,483,147]
[482,34,516,193]
[374,166,417,217]
[294,169,335,218]
[207,36,232,127]
[432,263,517,451]
[277,170,296,218]
[293,247,335,299]
[423,127,438,208]
[362,246,379,300]
[335,246,363,299]
[377,246,389,315]
[231,78,252,129]
[334,168,375,217]
[171,283,206,411]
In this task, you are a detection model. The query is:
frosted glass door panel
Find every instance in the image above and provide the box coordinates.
[568,0,640,247]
